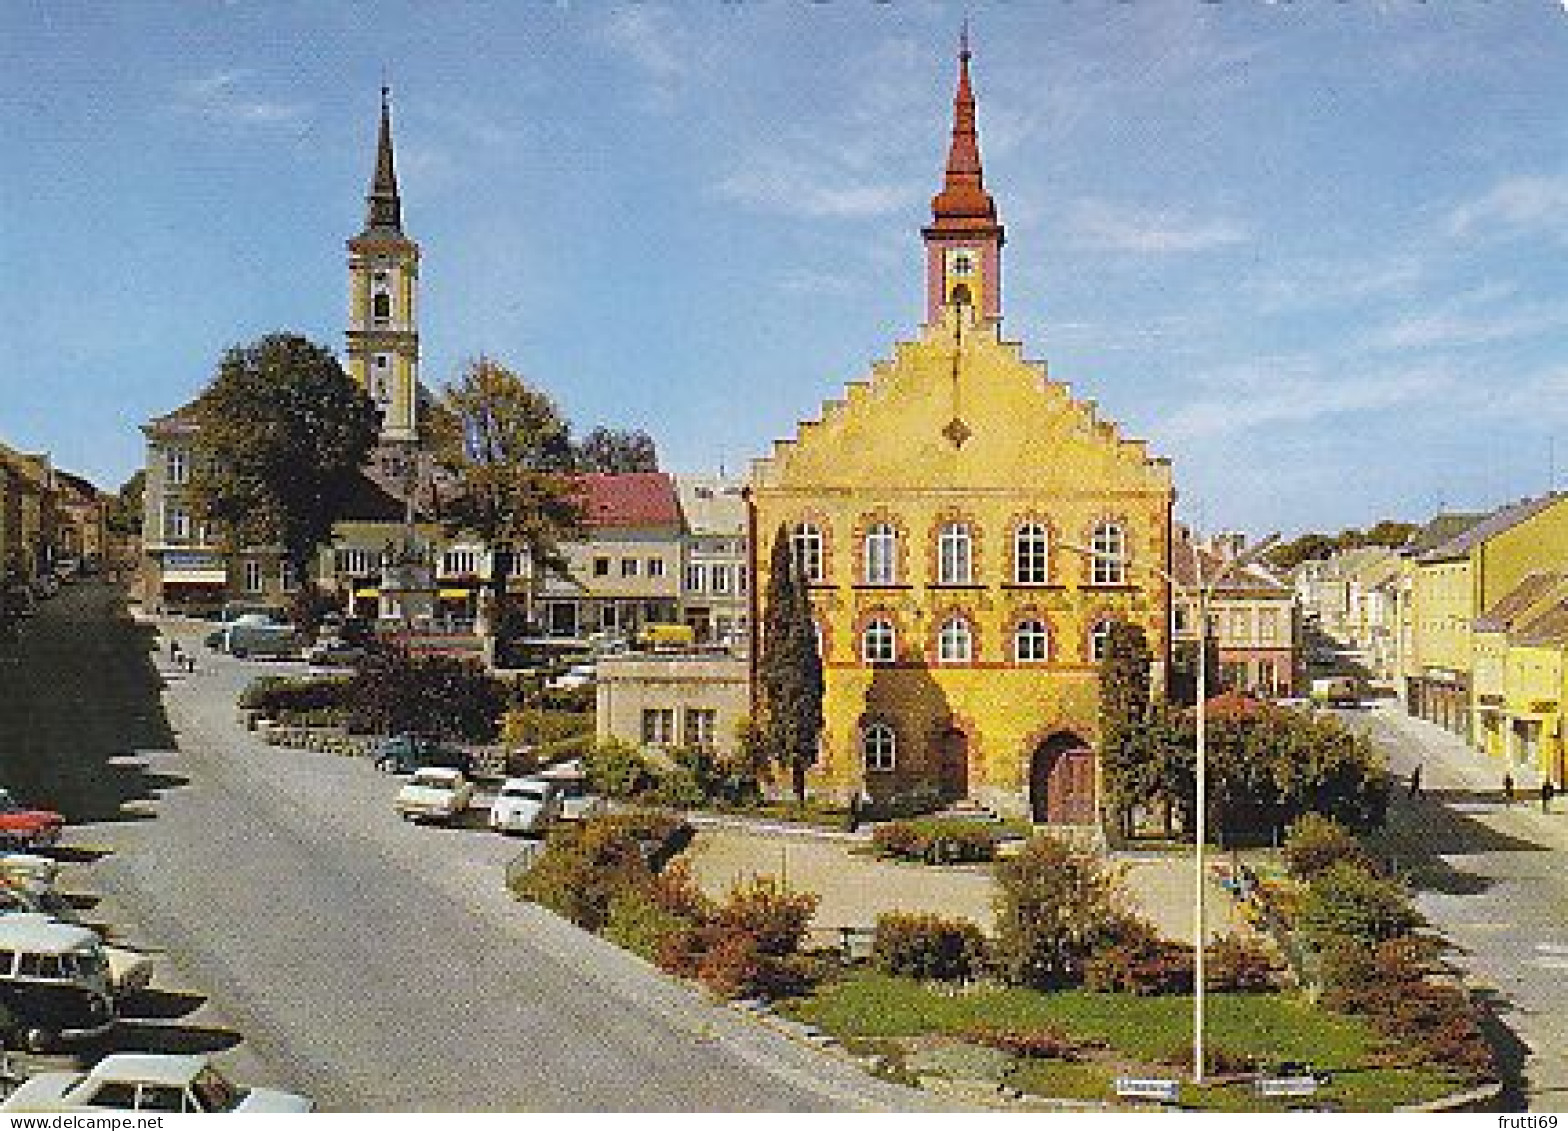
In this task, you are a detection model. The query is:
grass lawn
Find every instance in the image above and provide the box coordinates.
[779,971,1469,1111]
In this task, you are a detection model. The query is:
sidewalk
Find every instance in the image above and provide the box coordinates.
[1371,702,1568,851]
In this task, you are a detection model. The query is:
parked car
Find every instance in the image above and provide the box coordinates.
[0,852,61,893]
[0,788,64,849]
[536,762,605,821]
[0,916,117,1051]
[304,637,366,667]
[1309,676,1362,708]
[395,767,474,824]
[489,777,561,835]
[218,602,289,625]
[0,907,153,1001]
[222,622,301,660]
[1,1053,314,1113]
[547,662,596,690]
[373,733,471,775]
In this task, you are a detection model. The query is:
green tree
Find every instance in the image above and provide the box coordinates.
[187,333,380,629]
[1098,620,1153,836]
[992,833,1136,989]
[757,524,824,803]
[105,470,145,536]
[429,358,582,638]
[574,426,659,473]
[346,644,505,742]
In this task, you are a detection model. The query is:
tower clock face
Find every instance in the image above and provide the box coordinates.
[948,249,976,276]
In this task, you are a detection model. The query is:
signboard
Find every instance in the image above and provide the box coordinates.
[1114,1077,1179,1103]
[1254,1076,1319,1098]
[162,551,225,571]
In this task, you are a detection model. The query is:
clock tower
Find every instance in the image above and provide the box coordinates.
[346,88,420,444]
[923,32,1004,326]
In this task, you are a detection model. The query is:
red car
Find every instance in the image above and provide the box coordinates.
[0,790,63,848]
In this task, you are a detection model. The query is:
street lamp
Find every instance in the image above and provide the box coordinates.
[1063,527,1278,1085]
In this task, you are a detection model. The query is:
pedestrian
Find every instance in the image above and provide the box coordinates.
[1503,772,1515,807]
[1408,764,1423,799]
[167,637,178,661]
[845,794,860,834]
[1543,779,1556,814]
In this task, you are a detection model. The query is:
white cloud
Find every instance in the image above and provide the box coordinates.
[1446,173,1568,244]
[716,151,919,220]
[1249,253,1426,314]
[1070,198,1251,255]
[174,70,307,126]
[598,6,689,113]
[1162,360,1453,441]
[1365,304,1568,352]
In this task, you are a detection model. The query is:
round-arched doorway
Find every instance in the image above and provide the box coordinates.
[1029,732,1095,825]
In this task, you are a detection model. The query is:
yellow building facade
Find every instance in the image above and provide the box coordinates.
[748,44,1173,823]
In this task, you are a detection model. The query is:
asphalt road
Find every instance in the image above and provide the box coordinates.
[4,583,940,1112]
[1347,705,1568,1113]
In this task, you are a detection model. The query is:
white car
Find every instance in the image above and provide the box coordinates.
[536,762,606,822]
[547,663,596,690]
[1,1053,313,1113]
[489,777,561,835]
[395,767,475,824]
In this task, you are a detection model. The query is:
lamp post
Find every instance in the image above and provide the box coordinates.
[1064,528,1277,1085]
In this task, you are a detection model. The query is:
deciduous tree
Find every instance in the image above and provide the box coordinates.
[574,426,659,473]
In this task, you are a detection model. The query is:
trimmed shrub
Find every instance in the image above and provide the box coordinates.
[710,877,818,958]
[992,833,1136,990]
[694,933,814,1000]
[511,811,681,932]
[872,818,1001,864]
[501,707,594,749]
[583,739,655,800]
[961,1023,1093,1062]
[1283,813,1369,881]
[1205,931,1284,993]
[605,888,700,968]
[1082,923,1195,996]
[1296,862,1424,949]
[239,674,349,715]
[871,912,989,982]
[649,766,706,810]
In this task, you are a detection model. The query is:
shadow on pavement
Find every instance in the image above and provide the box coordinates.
[121,988,208,1022]
[1368,790,1548,896]
[0,582,186,832]
[106,1021,243,1056]
[1472,986,1532,1112]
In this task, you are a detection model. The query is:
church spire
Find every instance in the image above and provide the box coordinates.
[923,30,1005,325]
[364,86,403,234]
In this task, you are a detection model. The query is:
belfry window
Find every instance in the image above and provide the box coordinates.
[372,291,392,321]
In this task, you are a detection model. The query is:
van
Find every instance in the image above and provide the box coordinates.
[223,622,300,660]
[0,916,117,1051]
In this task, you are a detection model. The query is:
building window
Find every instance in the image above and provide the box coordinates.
[279,561,299,593]
[1089,619,1114,663]
[647,557,665,579]
[1014,619,1050,663]
[243,560,264,593]
[593,557,610,578]
[938,522,973,585]
[864,522,897,585]
[335,548,376,576]
[442,548,480,576]
[372,291,392,321]
[862,723,897,773]
[738,565,748,594]
[165,448,188,486]
[711,564,731,594]
[938,616,973,664]
[685,562,707,593]
[1259,609,1278,642]
[684,708,718,750]
[163,505,190,541]
[862,617,896,664]
[1090,522,1126,585]
[641,708,675,747]
[1014,523,1049,584]
[792,523,824,583]
[621,558,640,578]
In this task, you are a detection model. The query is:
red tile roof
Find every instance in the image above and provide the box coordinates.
[576,472,680,529]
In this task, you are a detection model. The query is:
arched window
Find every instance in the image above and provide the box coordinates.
[937,522,973,585]
[862,723,897,773]
[1090,619,1116,663]
[1014,619,1050,663]
[792,523,824,583]
[864,522,897,585]
[938,616,973,664]
[1091,522,1127,585]
[862,617,896,664]
[1014,523,1050,584]
[372,291,392,320]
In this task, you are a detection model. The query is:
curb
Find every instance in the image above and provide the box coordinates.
[1394,1080,1504,1113]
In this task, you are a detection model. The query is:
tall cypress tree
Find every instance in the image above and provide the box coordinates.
[759,524,825,803]
[1098,619,1153,837]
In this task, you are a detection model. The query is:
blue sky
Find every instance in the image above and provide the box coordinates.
[2,2,1567,538]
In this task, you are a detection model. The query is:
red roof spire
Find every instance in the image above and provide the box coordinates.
[930,26,997,231]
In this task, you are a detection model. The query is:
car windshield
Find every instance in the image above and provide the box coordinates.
[410,771,452,788]
[504,786,546,802]
[190,1067,241,1113]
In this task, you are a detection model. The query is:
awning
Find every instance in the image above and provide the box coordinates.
[354,588,379,599]
[163,571,228,585]
[438,588,473,600]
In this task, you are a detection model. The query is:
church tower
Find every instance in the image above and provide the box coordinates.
[346,88,420,444]
[923,30,1005,326]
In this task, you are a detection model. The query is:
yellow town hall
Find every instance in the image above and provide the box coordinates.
[748,41,1174,823]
